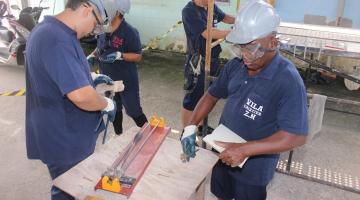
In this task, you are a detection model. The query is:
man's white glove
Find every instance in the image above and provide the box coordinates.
[181,125,198,162]
[102,97,117,122]
[99,51,123,64]
[94,97,117,132]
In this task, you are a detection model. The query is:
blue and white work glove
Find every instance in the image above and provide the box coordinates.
[87,54,98,66]
[94,97,117,132]
[91,72,113,87]
[181,125,198,162]
[99,51,123,64]
[102,97,117,122]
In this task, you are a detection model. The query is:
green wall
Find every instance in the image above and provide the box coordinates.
[127,0,237,56]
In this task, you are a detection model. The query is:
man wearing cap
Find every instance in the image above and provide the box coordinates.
[181,1,308,199]
[25,0,117,199]
[88,0,148,135]
[181,0,235,129]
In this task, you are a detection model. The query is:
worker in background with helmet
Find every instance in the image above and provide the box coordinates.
[88,0,148,135]
[181,0,235,130]
[25,0,117,199]
[181,1,308,199]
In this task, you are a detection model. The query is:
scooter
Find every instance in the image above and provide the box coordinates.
[0,1,48,66]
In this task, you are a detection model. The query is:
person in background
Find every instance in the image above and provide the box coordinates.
[88,0,148,135]
[181,0,235,131]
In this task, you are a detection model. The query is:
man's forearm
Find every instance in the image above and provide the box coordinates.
[202,28,230,40]
[67,85,107,111]
[222,14,235,24]
[122,53,142,62]
[242,130,307,157]
[188,92,219,126]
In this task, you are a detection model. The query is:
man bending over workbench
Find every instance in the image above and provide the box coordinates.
[25,0,123,199]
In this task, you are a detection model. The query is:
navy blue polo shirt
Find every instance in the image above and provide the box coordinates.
[96,19,142,81]
[182,1,225,58]
[25,16,102,165]
[208,52,308,186]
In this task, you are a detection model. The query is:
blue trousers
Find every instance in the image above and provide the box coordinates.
[211,161,267,200]
[47,162,78,200]
[183,57,220,111]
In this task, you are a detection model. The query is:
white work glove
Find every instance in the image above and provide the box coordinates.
[91,72,113,87]
[101,97,117,122]
[99,51,123,64]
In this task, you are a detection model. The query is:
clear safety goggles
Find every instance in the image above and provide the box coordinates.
[92,17,111,35]
[230,42,268,62]
[85,2,111,35]
[90,9,113,35]
[230,33,278,63]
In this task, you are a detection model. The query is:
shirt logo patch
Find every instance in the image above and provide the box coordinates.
[243,98,263,120]
[112,36,124,48]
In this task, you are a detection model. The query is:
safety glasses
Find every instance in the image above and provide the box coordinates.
[229,32,278,63]
[91,10,101,25]
[230,41,277,63]
[230,42,265,62]
[92,17,110,35]
[83,2,109,35]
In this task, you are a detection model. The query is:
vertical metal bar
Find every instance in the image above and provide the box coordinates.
[236,0,240,11]
[318,39,323,60]
[286,150,294,172]
[202,0,215,148]
[102,118,110,144]
[304,38,308,59]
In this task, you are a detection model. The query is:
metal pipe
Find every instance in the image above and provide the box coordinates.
[280,49,360,84]
[286,150,293,172]
[120,120,160,175]
[111,123,151,169]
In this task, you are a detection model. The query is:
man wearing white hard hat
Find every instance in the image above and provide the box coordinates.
[25,0,119,199]
[181,1,308,199]
[88,0,148,135]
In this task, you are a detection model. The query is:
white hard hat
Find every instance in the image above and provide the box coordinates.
[88,0,106,21]
[102,0,131,19]
[226,0,280,44]
[117,0,131,15]
[90,0,131,21]
[89,0,131,34]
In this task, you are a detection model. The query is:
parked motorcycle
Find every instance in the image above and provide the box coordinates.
[0,1,48,66]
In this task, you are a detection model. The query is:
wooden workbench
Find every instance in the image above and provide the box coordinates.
[53,127,219,200]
